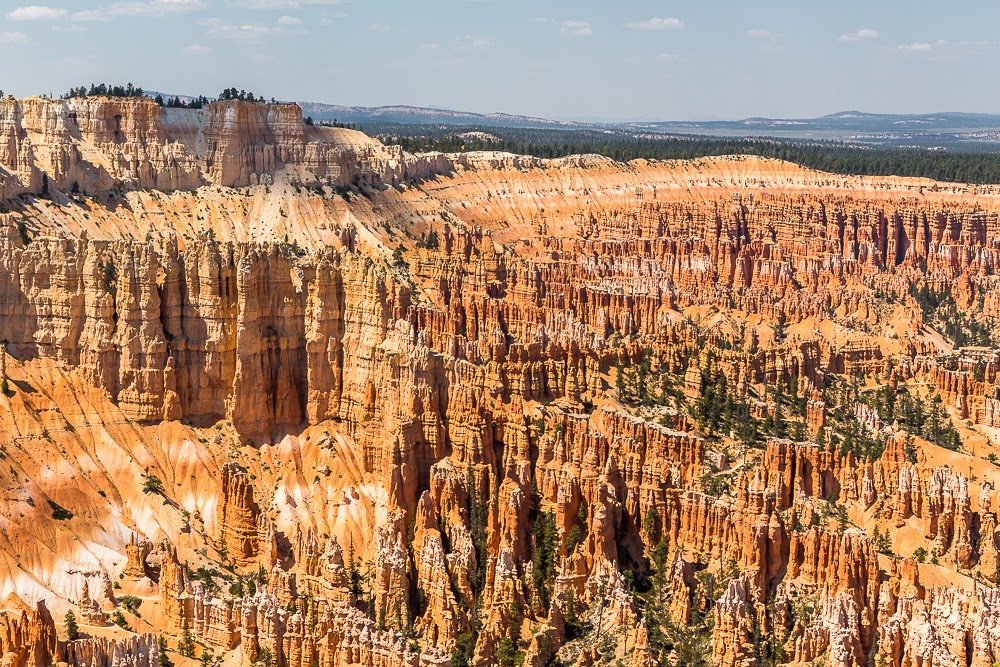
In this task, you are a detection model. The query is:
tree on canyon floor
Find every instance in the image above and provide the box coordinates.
[496,636,524,667]
[117,595,142,614]
[638,538,714,667]
[178,619,195,658]
[110,610,130,630]
[450,632,476,667]
[64,610,79,641]
[252,646,273,667]
[157,634,172,667]
[909,285,995,348]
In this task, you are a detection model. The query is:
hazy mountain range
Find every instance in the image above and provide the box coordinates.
[296,103,1000,148]
[149,93,1000,148]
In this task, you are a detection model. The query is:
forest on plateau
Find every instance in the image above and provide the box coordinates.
[372,124,1000,184]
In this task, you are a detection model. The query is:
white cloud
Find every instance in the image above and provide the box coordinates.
[0,32,30,44]
[73,0,205,21]
[746,29,778,40]
[7,6,67,21]
[228,0,299,7]
[70,9,108,21]
[182,43,212,54]
[837,28,878,43]
[276,15,301,26]
[228,0,346,6]
[560,20,592,37]
[896,39,998,56]
[199,16,300,41]
[457,36,492,50]
[655,52,680,62]
[368,23,391,32]
[897,42,935,52]
[318,12,346,25]
[625,17,683,31]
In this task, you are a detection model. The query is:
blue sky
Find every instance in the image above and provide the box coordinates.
[0,0,998,121]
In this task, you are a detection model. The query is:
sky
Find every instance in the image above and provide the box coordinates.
[0,0,998,121]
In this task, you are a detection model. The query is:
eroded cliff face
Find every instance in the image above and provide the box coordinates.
[1,97,1000,667]
[0,96,383,198]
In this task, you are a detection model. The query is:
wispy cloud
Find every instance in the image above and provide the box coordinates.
[227,0,299,7]
[318,12,346,26]
[896,39,998,56]
[560,20,592,37]
[625,17,683,31]
[182,43,212,55]
[73,0,206,22]
[276,15,301,26]
[746,29,778,40]
[199,16,301,42]
[228,0,347,7]
[368,23,391,32]
[457,36,492,50]
[7,5,67,20]
[837,28,878,43]
[0,31,30,44]
[897,41,936,52]
[655,52,680,63]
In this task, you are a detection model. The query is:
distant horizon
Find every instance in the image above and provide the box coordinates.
[17,87,1000,126]
[299,102,1000,124]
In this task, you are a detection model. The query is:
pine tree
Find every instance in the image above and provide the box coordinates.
[496,637,523,667]
[64,610,80,641]
[255,647,273,667]
[643,506,660,544]
[531,510,557,613]
[563,588,578,637]
[347,539,363,600]
[111,610,130,630]
[392,244,406,265]
[179,619,195,658]
[450,633,476,667]
[157,634,173,667]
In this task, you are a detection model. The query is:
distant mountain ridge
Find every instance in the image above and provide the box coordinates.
[630,111,1000,134]
[145,93,1000,147]
[146,90,1000,136]
[297,102,589,129]
[295,102,1000,134]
